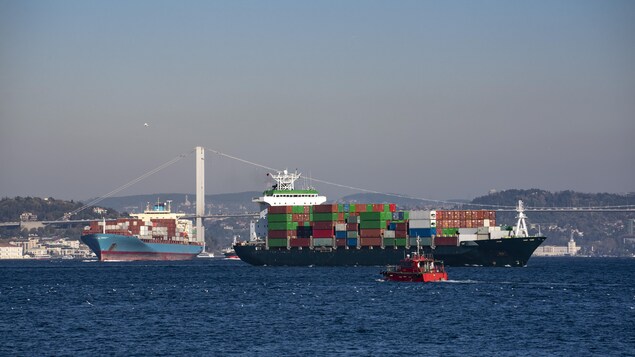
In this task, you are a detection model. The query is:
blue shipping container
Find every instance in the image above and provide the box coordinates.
[335,231,347,239]
[408,228,434,237]
[346,238,358,247]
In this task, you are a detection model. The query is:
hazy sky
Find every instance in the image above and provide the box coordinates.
[1,0,634,201]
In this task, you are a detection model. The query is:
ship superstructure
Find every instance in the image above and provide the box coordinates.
[251,170,326,240]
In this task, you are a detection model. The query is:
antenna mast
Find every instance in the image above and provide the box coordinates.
[269,169,300,191]
[513,200,529,237]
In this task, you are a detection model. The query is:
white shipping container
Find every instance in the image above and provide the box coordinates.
[459,228,478,235]
[490,230,511,240]
[477,234,490,240]
[335,223,347,231]
[409,219,432,229]
[409,210,435,220]
[383,230,396,238]
[459,234,478,242]
[477,227,490,234]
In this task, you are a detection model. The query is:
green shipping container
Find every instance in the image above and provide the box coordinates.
[409,237,433,246]
[360,220,387,229]
[360,212,391,221]
[292,206,306,214]
[313,238,333,247]
[442,228,459,236]
[269,222,298,231]
[395,238,407,246]
[313,213,338,221]
[268,214,293,222]
[268,238,288,248]
[383,238,395,246]
[346,231,359,238]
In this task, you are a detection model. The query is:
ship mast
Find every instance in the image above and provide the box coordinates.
[513,200,529,237]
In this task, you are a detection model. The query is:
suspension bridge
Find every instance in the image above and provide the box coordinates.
[2,146,633,232]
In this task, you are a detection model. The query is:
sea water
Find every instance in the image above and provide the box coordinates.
[1,257,633,356]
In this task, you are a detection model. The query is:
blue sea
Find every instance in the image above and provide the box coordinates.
[1,257,634,356]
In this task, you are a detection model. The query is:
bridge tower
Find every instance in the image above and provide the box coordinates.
[196,146,205,245]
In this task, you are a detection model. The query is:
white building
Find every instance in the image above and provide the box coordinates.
[533,236,581,256]
[0,242,24,259]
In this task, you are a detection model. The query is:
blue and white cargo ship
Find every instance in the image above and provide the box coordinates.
[81,201,203,261]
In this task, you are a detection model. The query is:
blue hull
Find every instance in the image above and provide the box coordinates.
[81,234,203,261]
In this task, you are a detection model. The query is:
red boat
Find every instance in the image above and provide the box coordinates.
[381,253,448,282]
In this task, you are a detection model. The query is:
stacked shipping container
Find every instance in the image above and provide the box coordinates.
[265,205,498,249]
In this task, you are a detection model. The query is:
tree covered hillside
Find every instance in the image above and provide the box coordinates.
[0,196,120,239]
[472,189,635,256]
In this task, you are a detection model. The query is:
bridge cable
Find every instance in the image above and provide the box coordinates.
[66,150,194,218]
[202,147,519,209]
[202,147,635,211]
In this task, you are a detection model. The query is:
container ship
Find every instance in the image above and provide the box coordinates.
[234,170,546,267]
[81,200,203,261]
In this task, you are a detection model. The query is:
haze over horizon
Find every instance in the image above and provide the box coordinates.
[1,1,634,202]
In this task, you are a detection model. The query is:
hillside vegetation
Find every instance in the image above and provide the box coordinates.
[2,189,633,255]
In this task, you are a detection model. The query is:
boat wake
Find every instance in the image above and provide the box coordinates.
[444,279,480,284]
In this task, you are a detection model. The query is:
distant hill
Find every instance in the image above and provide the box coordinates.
[0,196,121,239]
[2,189,633,255]
[337,193,466,209]
[472,189,635,256]
[93,192,261,214]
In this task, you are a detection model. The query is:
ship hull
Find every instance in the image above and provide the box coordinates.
[81,234,203,262]
[234,236,546,267]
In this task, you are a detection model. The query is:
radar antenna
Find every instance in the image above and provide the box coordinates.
[513,200,529,237]
[269,169,301,191]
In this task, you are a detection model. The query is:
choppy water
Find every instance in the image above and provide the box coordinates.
[1,257,633,356]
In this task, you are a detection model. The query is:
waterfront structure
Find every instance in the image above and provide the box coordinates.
[0,242,24,259]
[533,236,581,256]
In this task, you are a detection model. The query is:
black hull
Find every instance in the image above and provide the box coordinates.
[234,236,546,267]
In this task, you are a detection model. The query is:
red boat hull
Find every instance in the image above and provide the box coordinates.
[382,271,448,283]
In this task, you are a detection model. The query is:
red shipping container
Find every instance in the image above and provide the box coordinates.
[395,222,408,231]
[435,236,458,246]
[372,204,383,212]
[268,230,295,239]
[313,221,335,230]
[269,206,292,214]
[335,238,347,247]
[313,229,334,238]
[360,237,381,246]
[360,228,383,238]
[395,231,407,238]
[289,238,310,247]
[313,204,338,213]
[355,204,368,212]
[389,203,396,212]
[346,223,359,231]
